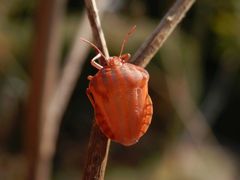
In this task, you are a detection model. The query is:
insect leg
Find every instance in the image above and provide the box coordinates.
[91,53,103,69]
[87,75,93,80]
[120,53,131,62]
[86,88,95,109]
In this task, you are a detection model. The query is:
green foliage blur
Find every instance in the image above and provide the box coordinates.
[0,0,240,179]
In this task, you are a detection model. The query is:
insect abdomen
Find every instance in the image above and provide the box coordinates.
[88,63,153,146]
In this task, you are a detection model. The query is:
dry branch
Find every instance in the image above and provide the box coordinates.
[36,13,92,180]
[35,2,110,180]
[84,0,109,58]
[82,0,110,179]
[25,0,66,179]
[160,36,218,145]
[131,0,195,67]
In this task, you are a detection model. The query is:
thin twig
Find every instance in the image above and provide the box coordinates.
[84,0,109,59]
[35,2,110,180]
[160,34,218,145]
[36,12,91,180]
[166,75,217,146]
[131,0,196,67]
[82,0,110,180]
[201,67,236,125]
[25,0,66,179]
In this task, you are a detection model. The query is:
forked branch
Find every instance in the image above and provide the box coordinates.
[83,0,195,179]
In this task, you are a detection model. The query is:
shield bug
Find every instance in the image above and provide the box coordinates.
[81,26,153,146]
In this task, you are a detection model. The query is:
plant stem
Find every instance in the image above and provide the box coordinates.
[131,0,195,67]
[82,0,110,180]
[35,2,110,180]
[25,0,66,179]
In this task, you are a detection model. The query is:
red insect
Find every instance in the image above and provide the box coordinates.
[81,26,153,146]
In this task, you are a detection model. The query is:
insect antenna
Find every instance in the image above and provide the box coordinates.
[80,37,107,62]
[119,25,136,57]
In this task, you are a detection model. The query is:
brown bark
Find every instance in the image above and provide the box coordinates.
[131,0,195,67]
[25,0,66,179]
[82,0,111,179]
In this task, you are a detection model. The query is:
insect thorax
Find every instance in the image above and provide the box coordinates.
[107,57,124,67]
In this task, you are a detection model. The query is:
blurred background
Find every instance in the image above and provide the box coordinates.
[0,0,240,179]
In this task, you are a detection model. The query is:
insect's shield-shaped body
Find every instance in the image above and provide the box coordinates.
[82,26,153,146]
[88,57,152,146]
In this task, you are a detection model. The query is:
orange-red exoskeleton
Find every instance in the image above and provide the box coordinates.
[81,26,153,146]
